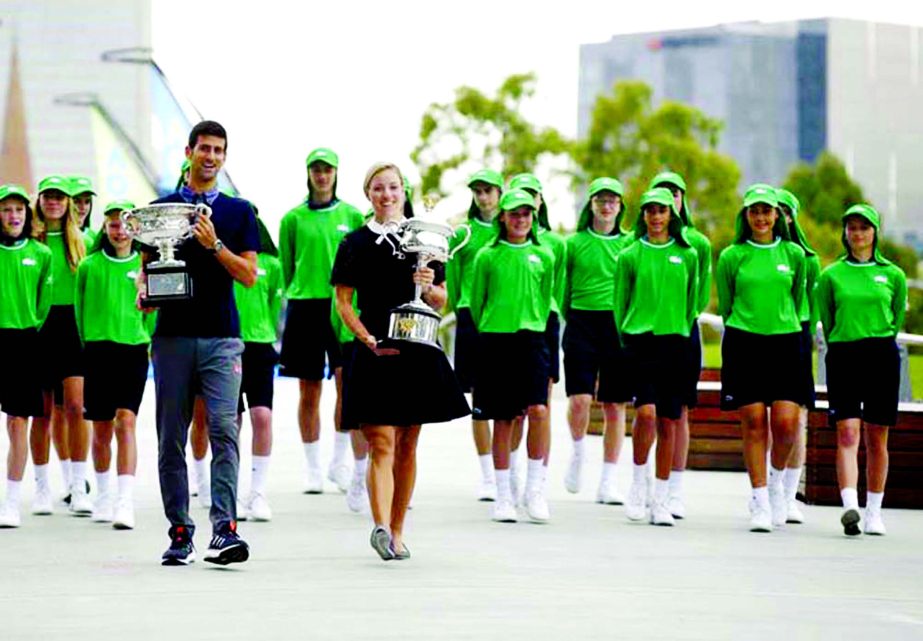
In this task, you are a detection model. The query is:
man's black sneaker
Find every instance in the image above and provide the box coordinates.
[203,521,249,566]
[161,525,196,566]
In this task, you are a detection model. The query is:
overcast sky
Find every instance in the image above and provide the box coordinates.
[151,0,923,231]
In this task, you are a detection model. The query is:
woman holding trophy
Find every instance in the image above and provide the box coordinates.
[331,162,469,561]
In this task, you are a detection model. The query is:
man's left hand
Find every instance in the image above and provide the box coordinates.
[192,213,218,249]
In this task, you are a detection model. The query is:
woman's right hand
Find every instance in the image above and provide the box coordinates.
[361,334,378,350]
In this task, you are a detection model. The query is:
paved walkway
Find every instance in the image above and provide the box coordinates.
[2,378,922,640]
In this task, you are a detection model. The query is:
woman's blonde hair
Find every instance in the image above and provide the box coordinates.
[33,195,86,271]
[363,162,404,198]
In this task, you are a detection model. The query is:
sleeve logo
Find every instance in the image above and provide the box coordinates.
[528,254,542,264]
[22,258,36,266]
[337,224,350,232]
[669,255,683,265]
[257,268,267,277]
[776,264,791,272]
[874,275,888,284]
[126,271,138,279]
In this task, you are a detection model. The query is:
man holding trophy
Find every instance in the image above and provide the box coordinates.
[129,121,260,566]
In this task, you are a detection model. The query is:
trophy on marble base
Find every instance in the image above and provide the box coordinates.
[385,196,471,348]
[122,203,210,306]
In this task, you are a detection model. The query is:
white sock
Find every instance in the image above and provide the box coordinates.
[117,475,135,502]
[71,461,87,493]
[251,455,270,496]
[752,486,770,509]
[34,464,49,488]
[60,459,72,488]
[654,479,669,504]
[495,469,512,502]
[332,432,350,465]
[866,491,884,512]
[841,487,859,510]
[509,448,520,473]
[668,470,684,497]
[783,467,801,501]
[572,437,586,458]
[5,479,22,507]
[601,462,617,483]
[304,441,320,470]
[96,470,110,496]
[768,466,785,491]
[526,458,544,495]
[194,456,209,485]
[632,463,647,486]
[478,454,494,482]
[353,456,368,481]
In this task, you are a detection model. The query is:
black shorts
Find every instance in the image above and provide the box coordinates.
[453,307,479,392]
[83,341,149,421]
[0,328,45,418]
[544,311,561,383]
[472,331,549,421]
[720,327,807,410]
[682,321,703,408]
[238,342,279,413]
[39,305,84,401]
[826,338,900,426]
[624,333,687,421]
[798,321,817,408]
[563,309,631,403]
[279,298,341,380]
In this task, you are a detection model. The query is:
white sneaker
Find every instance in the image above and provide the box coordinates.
[31,484,53,515]
[769,484,787,527]
[491,498,518,523]
[786,499,805,524]
[112,497,135,530]
[564,453,583,494]
[596,478,625,505]
[525,491,550,523]
[91,493,114,523]
[69,487,93,516]
[304,467,323,494]
[625,482,647,521]
[236,498,250,521]
[476,477,497,502]
[0,501,21,528]
[346,475,368,513]
[248,493,272,522]
[863,509,887,536]
[650,501,675,526]
[327,462,351,493]
[749,500,772,533]
[667,495,686,520]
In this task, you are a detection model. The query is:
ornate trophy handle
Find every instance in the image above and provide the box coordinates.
[448,224,472,259]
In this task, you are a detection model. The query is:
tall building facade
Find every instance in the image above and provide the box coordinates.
[579,18,923,246]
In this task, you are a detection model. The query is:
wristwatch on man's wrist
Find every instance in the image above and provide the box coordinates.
[210,239,224,254]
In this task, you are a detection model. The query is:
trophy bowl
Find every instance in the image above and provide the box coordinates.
[382,217,471,349]
[121,203,210,305]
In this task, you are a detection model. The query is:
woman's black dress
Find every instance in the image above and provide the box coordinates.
[331,221,471,428]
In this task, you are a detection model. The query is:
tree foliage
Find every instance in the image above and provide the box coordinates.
[410,73,570,197]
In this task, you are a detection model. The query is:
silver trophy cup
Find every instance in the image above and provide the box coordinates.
[121,203,210,306]
[386,218,471,348]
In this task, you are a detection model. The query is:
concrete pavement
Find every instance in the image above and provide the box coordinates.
[1,377,922,640]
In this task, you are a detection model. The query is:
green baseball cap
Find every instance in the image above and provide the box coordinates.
[588,177,624,199]
[499,188,537,212]
[37,174,72,196]
[306,147,339,168]
[842,203,880,229]
[69,175,96,196]
[742,183,778,209]
[467,169,504,189]
[103,200,136,216]
[650,171,687,192]
[775,188,800,214]
[639,187,675,210]
[508,173,542,193]
[0,184,31,204]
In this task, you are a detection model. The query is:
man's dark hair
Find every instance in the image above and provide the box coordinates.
[188,120,228,151]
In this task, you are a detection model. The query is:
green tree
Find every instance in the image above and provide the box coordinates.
[410,73,570,197]
[570,81,740,235]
